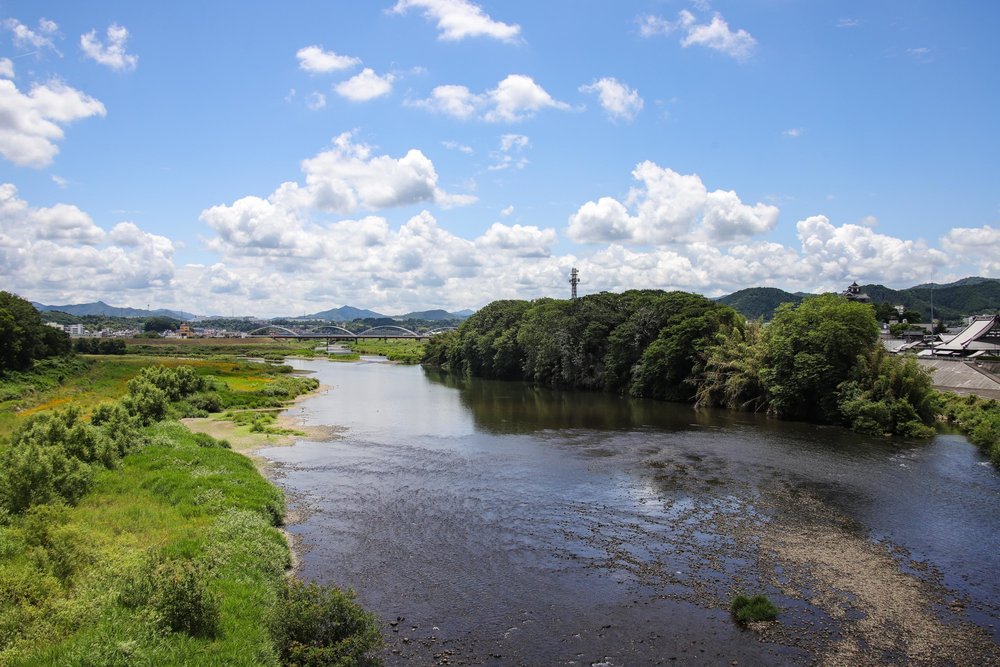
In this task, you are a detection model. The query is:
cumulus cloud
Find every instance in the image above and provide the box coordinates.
[580,77,643,121]
[0,184,175,300]
[0,59,13,79]
[796,215,948,284]
[80,23,138,71]
[638,9,756,60]
[486,74,569,122]
[412,75,567,122]
[0,78,106,167]
[334,68,395,101]
[477,222,556,257]
[941,225,1000,274]
[442,139,473,154]
[201,132,476,258]
[391,0,521,43]
[568,161,778,245]
[296,45,361,73]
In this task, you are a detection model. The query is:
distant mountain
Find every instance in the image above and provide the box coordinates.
[717,287,804,320]
[861,278,1000,322]
[397,309,472,321]
[452,309,475,318]
[298,305,387,321]
[32,300,195,321]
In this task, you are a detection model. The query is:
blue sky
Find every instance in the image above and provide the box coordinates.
[1,1,998,316]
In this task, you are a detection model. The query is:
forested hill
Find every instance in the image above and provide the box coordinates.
[717,277,1000,321]
[860,278,1000,322]
[717,287,804,320]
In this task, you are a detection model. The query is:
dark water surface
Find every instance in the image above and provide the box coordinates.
[261,358,1000,666]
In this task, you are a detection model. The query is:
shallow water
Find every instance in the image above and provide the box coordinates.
[261,358,1000,665]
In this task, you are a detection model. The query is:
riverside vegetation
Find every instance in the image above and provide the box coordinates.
[0,292,382,666]
[424,290,999,457]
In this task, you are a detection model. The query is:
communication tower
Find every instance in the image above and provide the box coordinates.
[569,267,580,299]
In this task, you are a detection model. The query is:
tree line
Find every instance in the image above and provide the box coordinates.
[424,290,938,437]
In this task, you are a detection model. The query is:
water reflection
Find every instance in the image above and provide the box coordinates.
[263,359,1000,664]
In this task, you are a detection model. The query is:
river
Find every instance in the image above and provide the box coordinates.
[260,357,1000,666]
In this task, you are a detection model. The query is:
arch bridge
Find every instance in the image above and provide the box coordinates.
[245,324,451,341]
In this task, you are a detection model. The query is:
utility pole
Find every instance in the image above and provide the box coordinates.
[569,267,580,299]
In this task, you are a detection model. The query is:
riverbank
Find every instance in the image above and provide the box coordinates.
[0,355,381,664]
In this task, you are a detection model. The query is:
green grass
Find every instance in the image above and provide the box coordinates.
[0,421,290,664]
[348,339,426,364]
[730,594,779,624]
[937,391,1000,465]
[0,356,381,665]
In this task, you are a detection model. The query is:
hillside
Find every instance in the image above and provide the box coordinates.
[32,300,195,321]
[298,305,387,321]
[717,287,804,320]
[861,279,1000,322]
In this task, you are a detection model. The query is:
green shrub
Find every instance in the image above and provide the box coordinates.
[731,593,779,624]
[270,579,383,667]
[121,379,169,425]
[121,556,220,638]
[0,440,93,514]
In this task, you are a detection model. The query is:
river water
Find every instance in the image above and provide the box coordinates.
[261,357,1000,666]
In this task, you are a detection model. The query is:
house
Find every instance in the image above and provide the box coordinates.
[930,315,1000,357]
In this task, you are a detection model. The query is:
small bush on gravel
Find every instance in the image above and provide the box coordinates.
[731,593,779,624]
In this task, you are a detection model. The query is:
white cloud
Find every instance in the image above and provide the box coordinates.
[0,59,13,79]
[391,0,521,43]
[80,23,138,71]
[202,132,477,254]
[796,215,948,284]
[296,45,361,73]
[489,133,530,171]
[486,74,569,122]
[568,161,777,245]
[941,225,1000,274]
[0,78,106,167]
[637,14,675,38]
[579,77,643,121]
[0,184,175,300]
[442,140,473,154]
[680,11,756,60]
[476,222,556,257]
[783,127,803,138]
[3,18,60,54]
[638,9,756,60]
[500,204,514,217]
[412,74,568,122]
[836,18,860,28]
[412,84,482,119]
[334,68,395,101]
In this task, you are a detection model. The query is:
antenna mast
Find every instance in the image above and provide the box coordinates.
[569,267,580,299]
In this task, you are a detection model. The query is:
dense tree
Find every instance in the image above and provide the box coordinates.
[144,316,181,333]
[0,291,71,373]
[425,290,738,401]
[837,346,937,437]
[761,294,881,421]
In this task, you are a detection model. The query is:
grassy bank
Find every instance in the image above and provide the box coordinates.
[0,356,381,665]
[347,339,425,364]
